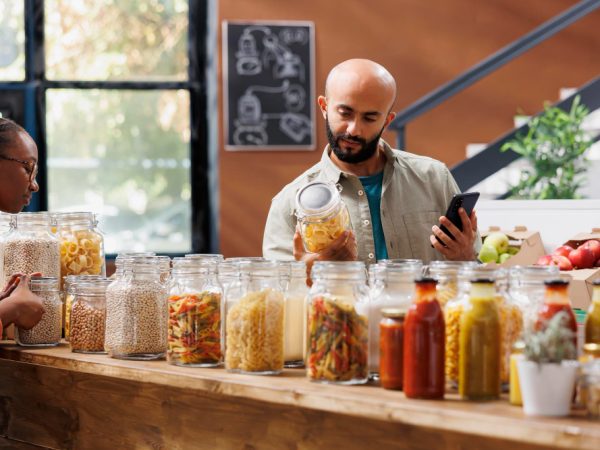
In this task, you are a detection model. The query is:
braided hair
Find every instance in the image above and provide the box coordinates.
[0,118,26,156]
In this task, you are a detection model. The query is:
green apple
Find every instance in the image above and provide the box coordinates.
[507,246,520,255]
[478,245,499,264]
[484,232,510,254]
[499,253,512,264]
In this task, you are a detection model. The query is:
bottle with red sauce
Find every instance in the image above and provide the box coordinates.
[403,277,445,399]
[379,308,406,390]
[536,279,577,349]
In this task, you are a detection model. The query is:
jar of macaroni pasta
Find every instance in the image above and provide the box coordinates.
[225,260,285,375]
[295,181,352,253]
[56,212,105,285]
[307,261,369,385]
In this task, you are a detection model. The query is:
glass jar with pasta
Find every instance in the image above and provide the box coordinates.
[307,261,369,385]
[56,212,105,287]
[295,181,352,254]
[168,257,223,367]
[225,260,285,375]
[427,260,478,308]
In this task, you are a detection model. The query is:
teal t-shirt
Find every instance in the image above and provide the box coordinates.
[359,172,388,260]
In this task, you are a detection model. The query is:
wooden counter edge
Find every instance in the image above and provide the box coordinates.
[0,343,599,450]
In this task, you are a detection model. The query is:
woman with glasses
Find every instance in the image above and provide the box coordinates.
[0,118,45,334]
[0,118,39,214]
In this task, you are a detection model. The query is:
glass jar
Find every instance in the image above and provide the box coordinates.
[295,181,352,254]
[225,260,285,374]
[63,274,103,341]
[404,277,445,399]
[306,261,369,384]
[536,279,577,350]
[459,278,501,400]
[113,252,156,277]
[586,280,600,344]
[379,308,406,390]
[105,258,168,360]
[580,360,600,418]
[185,253,224,262]
[168,258,223,367]
[56,212,106,287]
[0,213,14,287]
[507,265,559,332]
[3,212,60,285]
[69,278,112,353]
[509,341,525,405]
[368,260,422,375]
[428,261,479,308]
[283,261,308,368]
[15,276,62,346]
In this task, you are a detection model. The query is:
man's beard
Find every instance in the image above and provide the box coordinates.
[326,117,384,164]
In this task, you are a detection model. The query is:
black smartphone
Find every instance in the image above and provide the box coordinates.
[436,192,480,245]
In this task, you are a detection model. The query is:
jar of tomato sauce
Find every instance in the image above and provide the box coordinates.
[379,308,406,390]
[536,279,577,350]
[403,277,445,399]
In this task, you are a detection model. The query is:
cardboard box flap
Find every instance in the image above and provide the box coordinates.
[565,228,600,248]
[482,226,539,243]
[565,267,600,309]
[481,226,545,267]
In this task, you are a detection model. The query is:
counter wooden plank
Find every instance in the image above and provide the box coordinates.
[0,342,598,450]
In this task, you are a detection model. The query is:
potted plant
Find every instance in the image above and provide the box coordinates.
[517,312,579,416]
[501,95,592,199]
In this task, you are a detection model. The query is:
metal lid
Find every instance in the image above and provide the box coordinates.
[381,308,407,319]
[583,343,600,356]
[295,181,339,216]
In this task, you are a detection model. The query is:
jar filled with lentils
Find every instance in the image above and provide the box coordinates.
[3,212,60,285]
[15,276,62,346]
[105,256,168,360]
[69,278,112,353]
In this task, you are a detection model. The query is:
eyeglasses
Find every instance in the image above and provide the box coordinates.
[0,155,38,183]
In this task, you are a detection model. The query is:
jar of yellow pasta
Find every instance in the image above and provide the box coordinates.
[56,212,105,286]
[295,181,352,254]
[225,260,285,375]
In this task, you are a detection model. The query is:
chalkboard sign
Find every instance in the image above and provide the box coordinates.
[223,21,315,150]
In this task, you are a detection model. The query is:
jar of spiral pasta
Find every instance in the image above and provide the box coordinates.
[295,181,352,253]
[56,212,105,285]
[15,276,62,346]
[105,256,168,360]
[3,212,60,286]
[69,278,111,353]
[168,258,223,367]
[307,261,369,385]
[225,260,285,375]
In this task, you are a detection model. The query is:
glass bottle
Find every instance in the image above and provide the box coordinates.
[284,261,308,368]
[404,277,445,399]
[509,341,525,406]
[459,278,501,401]
[507,265,559,332]
[225,260,285,374]
[56,212,106,288]
[586,280,600,344]
[536,279,577,350]
[306,261,369,384]
[168,258,223,367]
[105,257,168,360]
[295,181,351,254]
[15,276,62,346]
[368,260,422,375]
[3,212,60,285]
[428,260,478,308]
[379,308,406,390]
[69,278,112,353]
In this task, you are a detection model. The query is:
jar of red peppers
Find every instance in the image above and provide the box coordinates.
[404,277,445,399]
[379,308,406,390]
[168,257,223,367]
[307,261,369,385]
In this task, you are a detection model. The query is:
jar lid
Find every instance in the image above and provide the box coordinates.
[185,253,224,262]
[381,308,406,319]
[544,279,570,286]
[471,277,495,284]
[295,181,339,217]
[29,276,59,291]
[583,343,600,356]
[593,279,600,286]
[512,341,525,353]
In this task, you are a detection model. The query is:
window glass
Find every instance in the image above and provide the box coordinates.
[0,0,25,81]
[46,89,191,254]
[45,0,188,81]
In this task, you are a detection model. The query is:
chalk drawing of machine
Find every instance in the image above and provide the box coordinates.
[262,34,305,81]
[235,28,262,76]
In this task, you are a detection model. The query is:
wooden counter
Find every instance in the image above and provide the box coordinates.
[0,343,598,450]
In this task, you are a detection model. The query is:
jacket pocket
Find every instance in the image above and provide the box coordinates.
[402,211,440,262]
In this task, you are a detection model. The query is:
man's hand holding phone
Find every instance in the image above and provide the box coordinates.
[430,207,478,260]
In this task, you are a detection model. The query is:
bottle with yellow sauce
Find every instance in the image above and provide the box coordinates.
[459,278,501,401]
[585,280,600,344]
[509,341,525,405]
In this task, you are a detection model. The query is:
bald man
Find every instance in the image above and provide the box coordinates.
[263,59,481,268]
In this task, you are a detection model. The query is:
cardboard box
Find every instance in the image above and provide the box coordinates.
[561,228,600,309]
[481,226,546,267]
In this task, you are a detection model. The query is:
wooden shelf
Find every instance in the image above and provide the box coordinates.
[0,342,598,449]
